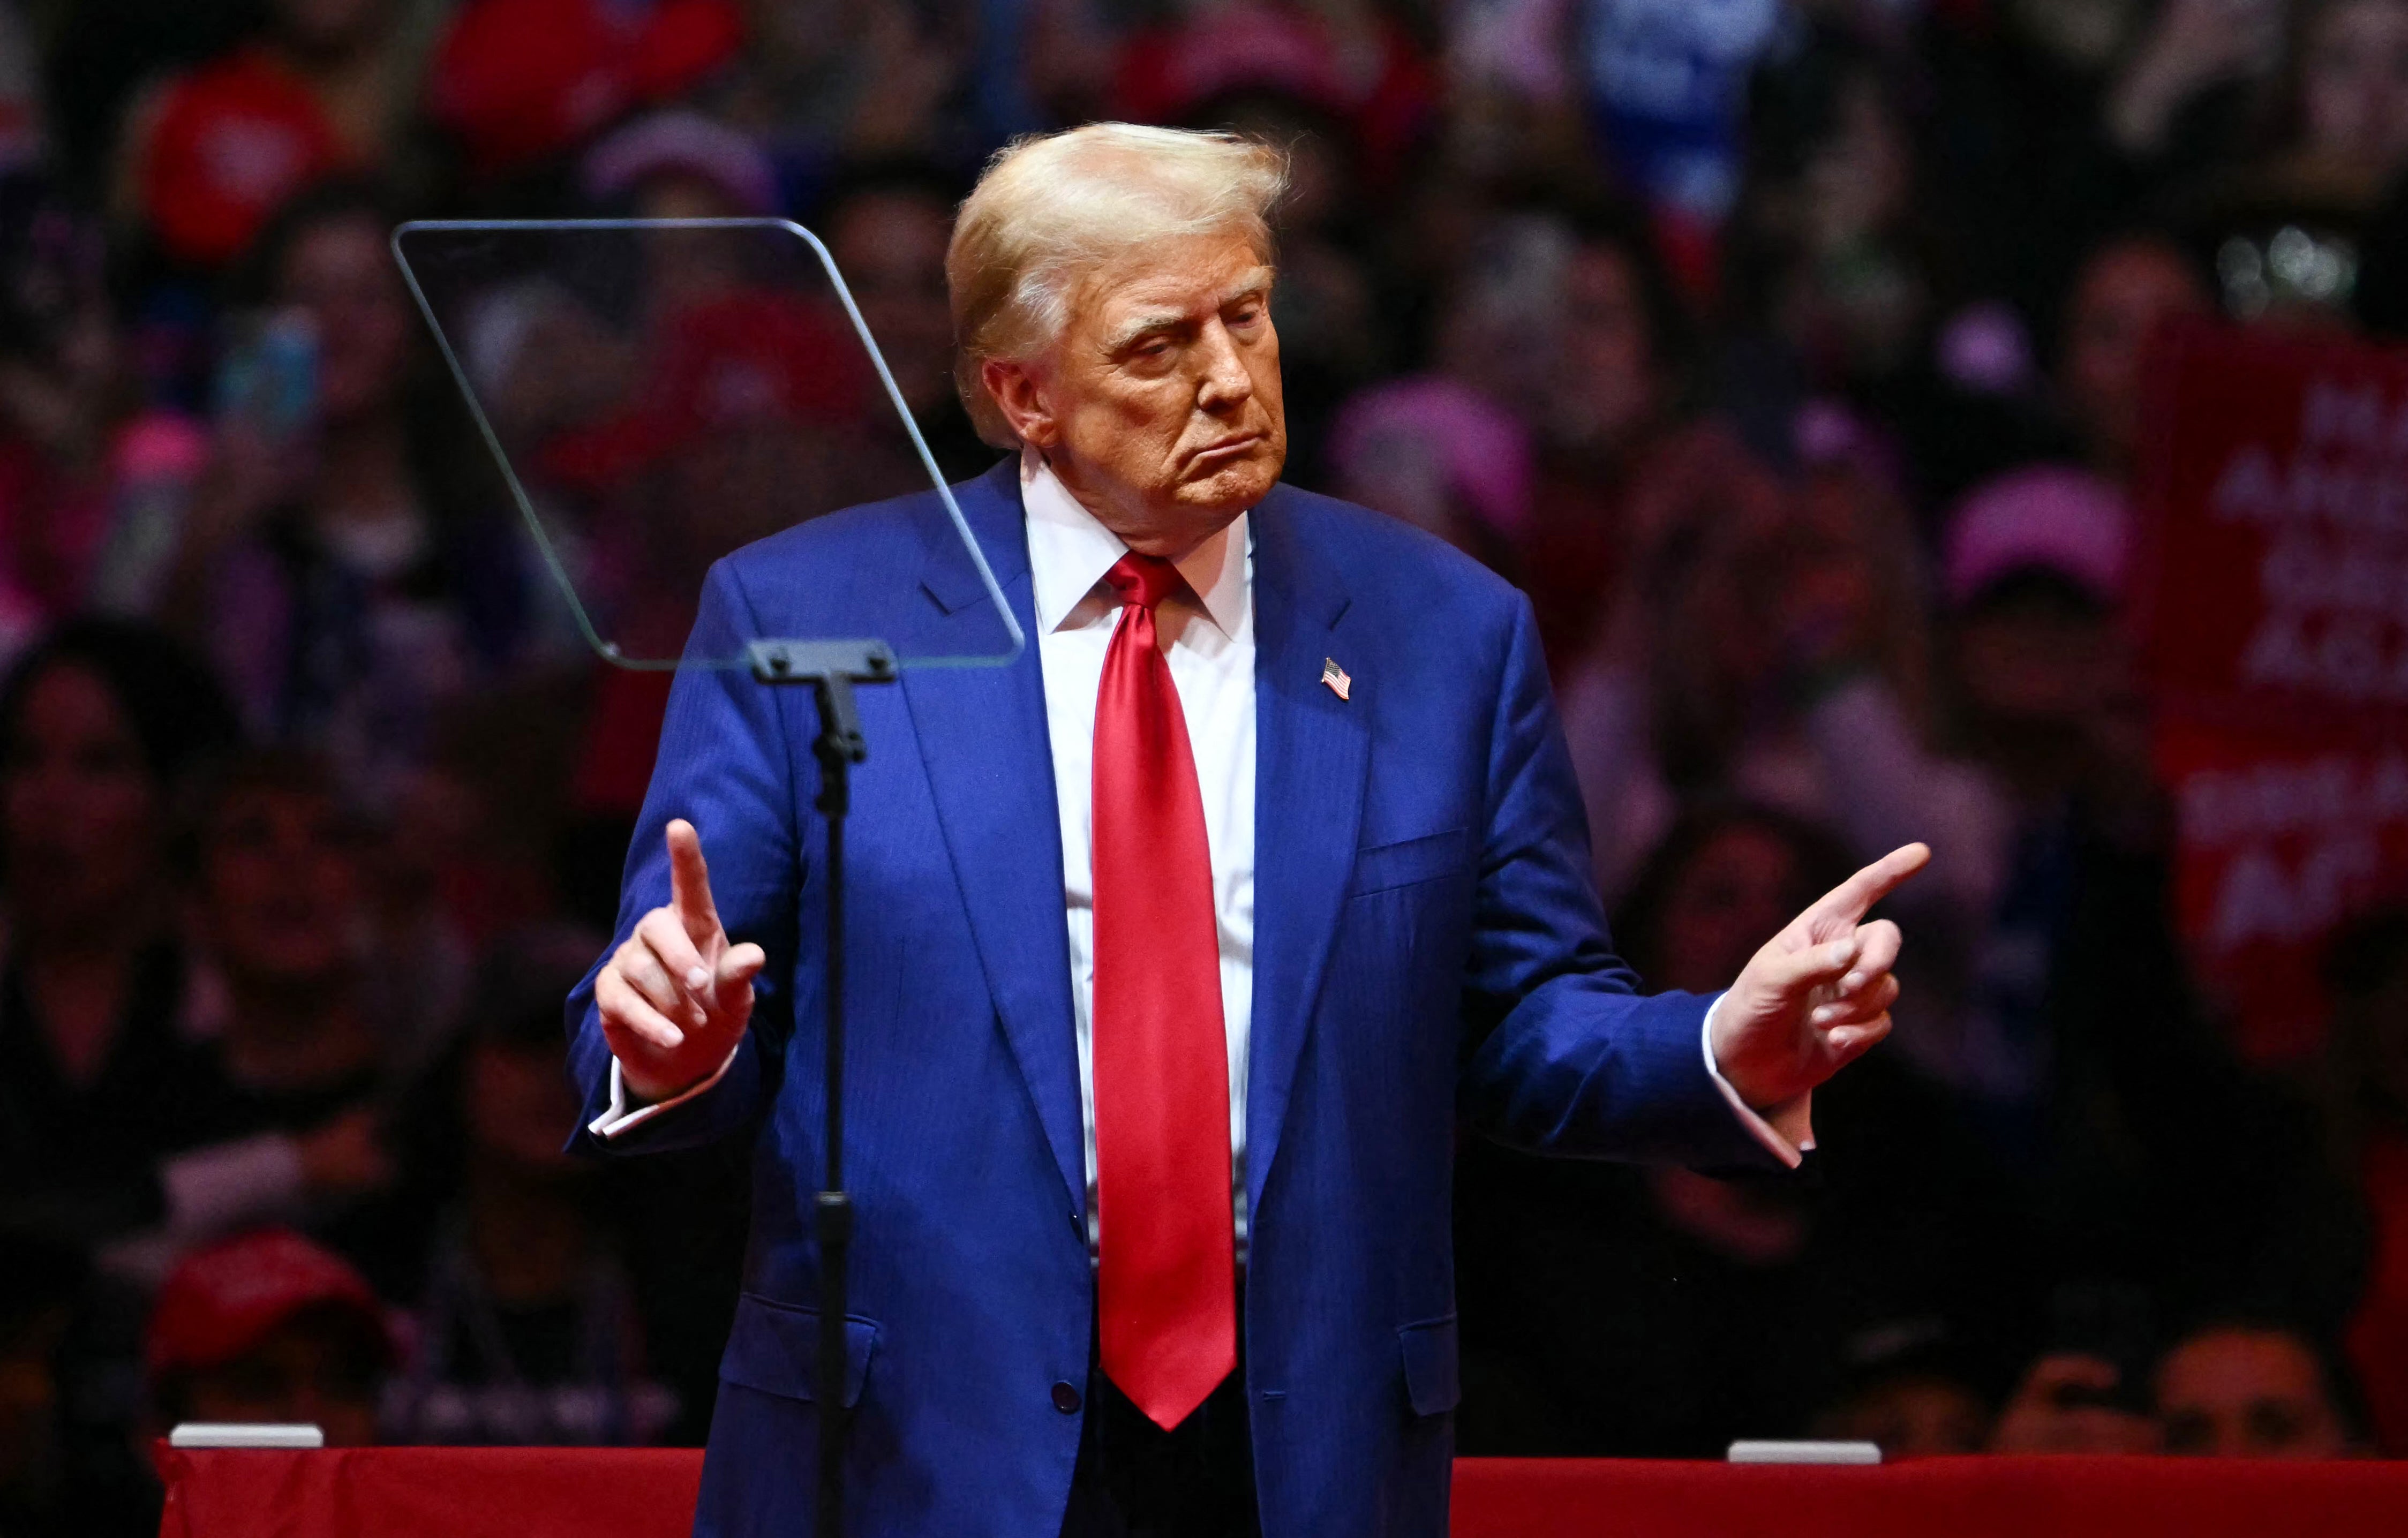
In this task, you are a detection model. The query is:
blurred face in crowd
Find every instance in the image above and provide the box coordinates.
[1,663,162,934]
[176,1309,383,1449]
[2301,0,2408,178]
[2061,239,2211,470]
[988,231,1286,559]
[638,175,758,307]
[2156,1327,2354,1458]
[200,781,363,989]
[1548,242,1659,455]
[1818,1375,1992,1460]
[1653,824,1804,994]
[1952,574,2121,733]
[1777,470,1891,668]
[829,188,956,416]
[276,213,413,428]
[1801,76,1913,258]
[466,1039,583,1175]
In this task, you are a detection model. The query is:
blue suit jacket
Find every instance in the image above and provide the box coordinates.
[566,459,1782,1537]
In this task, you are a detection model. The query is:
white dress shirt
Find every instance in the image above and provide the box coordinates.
[596,451,1810,1178]
[1020,451,1259,1256]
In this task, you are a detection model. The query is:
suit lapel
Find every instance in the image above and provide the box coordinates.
[900,462,1087,1216]
[1246,486,1367,1223]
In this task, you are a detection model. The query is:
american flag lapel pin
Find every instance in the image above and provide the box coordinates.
[1321,657,1351,700]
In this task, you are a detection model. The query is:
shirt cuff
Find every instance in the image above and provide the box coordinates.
[1701,993,1814,1169]
[589,1047,739,1141]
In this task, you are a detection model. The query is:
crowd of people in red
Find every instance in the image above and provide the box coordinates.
[3,0,2408,1532]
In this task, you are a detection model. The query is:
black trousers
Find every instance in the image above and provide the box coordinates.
[1058,1353,1260,1538]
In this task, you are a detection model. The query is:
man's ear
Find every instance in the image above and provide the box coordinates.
[981,359,1057,448]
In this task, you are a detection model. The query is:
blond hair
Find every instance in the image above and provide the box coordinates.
[946,123,1289,447]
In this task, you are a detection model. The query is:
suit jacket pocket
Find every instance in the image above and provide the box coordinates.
[1397,1313,1461,1416]
[1348,828,1469,899]
[719,1291,880,1408]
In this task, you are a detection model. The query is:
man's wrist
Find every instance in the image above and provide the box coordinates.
[592,1047,741,1140]
[1701,995,1813,1167]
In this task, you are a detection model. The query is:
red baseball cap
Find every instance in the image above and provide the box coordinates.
[428,0,746,177]
[146,1228,393,1379]
[139,47,345,267]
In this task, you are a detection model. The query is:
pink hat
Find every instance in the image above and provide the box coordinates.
[581,109,777,216]
[1328,378,1533,540]
[1943,464,2128,606]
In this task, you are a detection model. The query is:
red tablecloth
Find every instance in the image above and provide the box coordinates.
[156,1446,2408,1537]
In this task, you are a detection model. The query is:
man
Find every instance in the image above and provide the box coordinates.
[570,123,1927,1537]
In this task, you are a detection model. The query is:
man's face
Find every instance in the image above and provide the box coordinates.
[988,231,1286,559]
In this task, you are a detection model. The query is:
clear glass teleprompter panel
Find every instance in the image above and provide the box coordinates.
[392,218,1022,670]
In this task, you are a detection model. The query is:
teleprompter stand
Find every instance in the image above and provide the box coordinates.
[747,636,898,1538]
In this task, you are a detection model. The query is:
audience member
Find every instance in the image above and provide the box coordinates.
[145,1226,392,1446]
[2053,231,2216,481]
[169,178,519,809]
[2154,1315,2366,1458]
[425,0,745,183]
[817,160,996,482]
[386,928,673,1445]
[1990,1349,2164,1454]
[117,0,426,269]
[1809,1318,1995,1459]
[0,177,141,648]
[1557,442,1954,901]
[0,622,240,1253]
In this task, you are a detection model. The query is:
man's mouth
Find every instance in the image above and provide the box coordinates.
[1187,433,1264,470]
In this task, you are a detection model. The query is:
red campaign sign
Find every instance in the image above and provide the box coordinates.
[2136,323,2408,1061]
[2155,717,2408,1063]
[2133,321,2408,738]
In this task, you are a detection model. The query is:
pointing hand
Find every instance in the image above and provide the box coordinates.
[595,819,767,1103]
[1709,842,1931,1111]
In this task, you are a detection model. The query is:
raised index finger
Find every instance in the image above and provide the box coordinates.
[665,819,720,943]
[1809,842,1931,928]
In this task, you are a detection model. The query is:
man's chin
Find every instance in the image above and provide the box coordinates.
[1177,451,1283,515]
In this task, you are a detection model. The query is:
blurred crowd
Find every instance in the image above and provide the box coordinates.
[3,0,2408,1531]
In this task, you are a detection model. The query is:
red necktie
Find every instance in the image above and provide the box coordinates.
[1091,552,1236,1430]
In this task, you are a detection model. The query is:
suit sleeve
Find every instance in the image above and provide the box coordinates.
[1457,594,1789,1171]
[563,558,802,1156]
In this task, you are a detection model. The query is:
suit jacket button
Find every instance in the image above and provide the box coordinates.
[1051,1381,1082,1414]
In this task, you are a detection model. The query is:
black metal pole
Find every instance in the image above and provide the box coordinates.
[813,677,859,1538]
[745,639,890,1538]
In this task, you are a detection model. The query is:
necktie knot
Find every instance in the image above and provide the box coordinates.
[1104,553,1183,614]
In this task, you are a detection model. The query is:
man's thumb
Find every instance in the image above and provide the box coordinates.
[714,943,766,1011]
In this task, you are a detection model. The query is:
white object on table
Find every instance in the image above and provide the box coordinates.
[168,1423,325,1449]
[1727,1440,1882,1465]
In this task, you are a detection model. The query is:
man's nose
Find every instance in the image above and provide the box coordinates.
[1192,321,1254,411]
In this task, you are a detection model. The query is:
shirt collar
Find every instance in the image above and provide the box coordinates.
[1021,447,1249,638]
